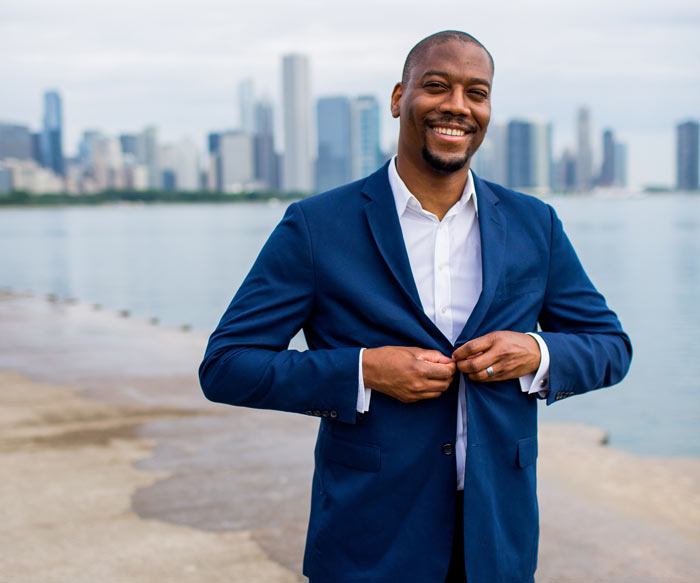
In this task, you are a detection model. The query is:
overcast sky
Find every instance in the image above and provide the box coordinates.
[2,0,699,187]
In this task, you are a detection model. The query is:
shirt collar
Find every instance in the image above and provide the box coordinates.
[387,156,478,218]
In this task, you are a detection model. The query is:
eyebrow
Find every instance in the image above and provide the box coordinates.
[420,70,492,89]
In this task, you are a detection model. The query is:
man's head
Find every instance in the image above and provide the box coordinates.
[392,31,494,176]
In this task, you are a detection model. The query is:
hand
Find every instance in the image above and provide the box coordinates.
[452,331,540,382]
[362,346,456,403]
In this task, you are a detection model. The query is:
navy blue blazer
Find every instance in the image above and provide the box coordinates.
[200,163,632,583]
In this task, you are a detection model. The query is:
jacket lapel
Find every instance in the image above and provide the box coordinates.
[361,165,450,347]
[457,175,507,344]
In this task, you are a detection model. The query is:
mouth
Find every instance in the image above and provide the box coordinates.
[427,120,477,140]
[432,126,467,137]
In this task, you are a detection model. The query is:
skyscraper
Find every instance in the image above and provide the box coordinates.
[316,96,352,191]
[253,99,279,191]
[141,126,160,189]
[575,106,593,191]
[41,90,64,176]
[0,124,33,160]
[598,129,627,188]
[507,120,532,189]
[282,53,313,192]
[239,78,255,134]
[219,131,254,192]
[677,120,699,191]
[471,122,506,185]
[598,129,616,187]
[506,118,551,194]
[350,95,382,180]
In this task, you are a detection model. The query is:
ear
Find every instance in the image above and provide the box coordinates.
[390,83,403,118]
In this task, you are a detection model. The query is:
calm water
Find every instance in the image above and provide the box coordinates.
[1,195,698,457]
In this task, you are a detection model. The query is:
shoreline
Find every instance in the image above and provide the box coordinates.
[1,292,698,582]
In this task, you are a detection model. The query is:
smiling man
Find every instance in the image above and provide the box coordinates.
[200,30,632,583]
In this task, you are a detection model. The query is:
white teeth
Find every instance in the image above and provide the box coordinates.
[434,127,466,136]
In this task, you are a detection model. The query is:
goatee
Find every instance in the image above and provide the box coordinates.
[422,146,470,174]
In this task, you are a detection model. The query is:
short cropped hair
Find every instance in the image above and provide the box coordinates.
[401,30,494,85]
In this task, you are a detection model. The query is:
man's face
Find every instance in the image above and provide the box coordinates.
[391,40,493,175]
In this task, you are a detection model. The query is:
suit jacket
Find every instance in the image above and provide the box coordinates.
[199,162,632,583]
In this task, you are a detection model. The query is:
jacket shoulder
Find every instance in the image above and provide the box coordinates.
[476,175,554,222]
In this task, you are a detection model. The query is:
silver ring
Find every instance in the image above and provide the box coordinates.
[486,366,495,378]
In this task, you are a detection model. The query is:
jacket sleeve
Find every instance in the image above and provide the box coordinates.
[537,205,632,405]
[199,202,361,424]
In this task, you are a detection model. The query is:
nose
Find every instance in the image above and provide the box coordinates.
[437,88,470,117]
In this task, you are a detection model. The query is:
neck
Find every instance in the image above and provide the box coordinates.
[395,154,469,220]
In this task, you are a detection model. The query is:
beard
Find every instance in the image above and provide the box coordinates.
[421,145,471,174]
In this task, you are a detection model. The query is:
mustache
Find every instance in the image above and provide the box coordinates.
[426,116,478,132]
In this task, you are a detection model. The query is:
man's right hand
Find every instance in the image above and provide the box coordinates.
[362,346,456,403]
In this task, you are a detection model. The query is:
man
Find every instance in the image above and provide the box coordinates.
[200,30,631,583]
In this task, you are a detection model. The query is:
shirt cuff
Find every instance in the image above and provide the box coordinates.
[518,333,550,398]
[357,348,372,413]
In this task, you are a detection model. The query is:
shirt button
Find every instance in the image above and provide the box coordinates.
[441,443,454,456]
[540,378,548,387]
[441,306,447,313]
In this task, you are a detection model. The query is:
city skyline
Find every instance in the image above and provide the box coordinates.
[2,0,699,187]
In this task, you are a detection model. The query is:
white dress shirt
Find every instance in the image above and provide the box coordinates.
[358,158,550,490]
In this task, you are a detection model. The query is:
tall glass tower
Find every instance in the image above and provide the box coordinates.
[677,120,699,191]
[281,54,313,192]
[41,90,64,176]
[316,96,352,191]
[351,95,382,180]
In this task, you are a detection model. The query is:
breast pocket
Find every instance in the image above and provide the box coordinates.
[495,277,545,300]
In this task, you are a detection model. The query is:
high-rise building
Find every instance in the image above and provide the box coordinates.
[160,138,200,191]
[613,143,627,188]
[316,96,352,191]
[141,126,160,189]
[471,122,506,184]
[41,90,64,176]
[239,78,255,134]
[598,129,616,187]
[253,99,279,190]
[282,53,313,192]
[219,131,255,192]
[598,129,627,188]
[119,134,144,160]
[506,118,551,194]
[207,132,222,191]
[351,95,382,180]
[552,149,577,193]
[575,106,593,191]
[677,120,699,191]
[92,136,125,190]
[0,123,33,160]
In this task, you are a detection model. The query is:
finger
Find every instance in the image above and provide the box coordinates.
[452,335,494,361]
[417,350,455,365]
[456,352,494,375]
[420,360,457,380]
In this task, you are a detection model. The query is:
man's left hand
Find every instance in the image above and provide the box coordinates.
[452,331,540,382]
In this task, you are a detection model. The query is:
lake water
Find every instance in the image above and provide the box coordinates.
[1,195,698,457]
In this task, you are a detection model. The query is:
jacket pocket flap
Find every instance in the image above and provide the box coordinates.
[322,434,381,472]
[517,436,538,468]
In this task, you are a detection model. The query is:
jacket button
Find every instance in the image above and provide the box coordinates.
[441,442,454,456]
[322,411,330,417]
[329,410,338,419]
[313,410,321,417]
[304,410,313,416]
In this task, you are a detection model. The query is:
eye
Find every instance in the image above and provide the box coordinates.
[469,89,489,101]
[424,81,446,91]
